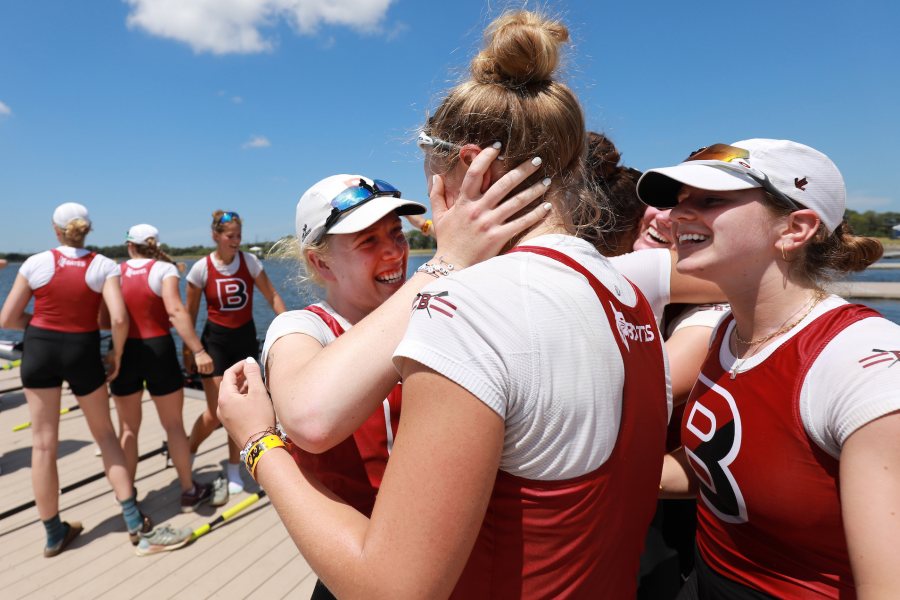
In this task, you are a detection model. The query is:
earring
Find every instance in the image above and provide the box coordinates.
[781,243,788,261]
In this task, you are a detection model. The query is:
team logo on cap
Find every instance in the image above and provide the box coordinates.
[859,349,900,369]
[794,177,808,191]
[412,291,455,319]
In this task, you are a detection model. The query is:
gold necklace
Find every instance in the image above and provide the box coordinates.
[729,290,826,379]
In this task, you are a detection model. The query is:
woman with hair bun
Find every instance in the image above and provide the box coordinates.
[0,203,150,556]
[110,224,217,514]
[218,10,670,598]
[649,140,900,598]
[185,210,285,496]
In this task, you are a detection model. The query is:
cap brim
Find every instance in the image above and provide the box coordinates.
[637,163,760,208]
[327,196,427,235]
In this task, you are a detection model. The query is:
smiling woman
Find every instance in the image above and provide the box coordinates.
[183,210,286,497]
[257,174,426,599]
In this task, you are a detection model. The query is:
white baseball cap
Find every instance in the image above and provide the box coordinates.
[636,139,846,232]
[52,202,91,229]
[126,223,160,245]
[296,174,427,250]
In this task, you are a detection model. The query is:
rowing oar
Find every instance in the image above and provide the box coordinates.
[0,442,167,521]
[190,490,268,542]
[1,359,22,371]
[12,404,82,432]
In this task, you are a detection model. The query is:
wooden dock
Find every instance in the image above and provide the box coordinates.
[0,362,317,599]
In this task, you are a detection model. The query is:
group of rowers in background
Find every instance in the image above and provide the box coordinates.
[2,9,899,600]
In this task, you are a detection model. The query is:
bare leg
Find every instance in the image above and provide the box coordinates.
[77,384,134,501]
[111,391,143,484]
[188,376,222,454]
[25,387,63,521]
[152,389,193,491]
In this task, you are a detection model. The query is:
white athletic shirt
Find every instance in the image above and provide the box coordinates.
[394,234,673,481]
[19,246,119,292]
[715,295,900,458]
[186,251,263,288]
[261,302,350,367]
[610,248,672,324]
[123,258,179,296]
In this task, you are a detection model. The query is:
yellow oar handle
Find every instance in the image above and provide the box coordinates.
[12,405,78,431]
[190,491,266,541]
[1,359,22,371]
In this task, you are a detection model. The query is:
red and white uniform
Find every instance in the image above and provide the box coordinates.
[394,234,672,598]
[120,259,178,339]
[261,303,401,517]
[682,298,900,598]
[20,247,119,333]
[186,251,262,328]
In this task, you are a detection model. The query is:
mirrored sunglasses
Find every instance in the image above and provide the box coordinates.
[685,144,802,211]
[323,179,402,234]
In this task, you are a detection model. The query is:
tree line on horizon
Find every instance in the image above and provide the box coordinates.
[0,229,437,262]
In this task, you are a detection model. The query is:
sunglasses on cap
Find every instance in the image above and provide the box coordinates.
[685,144,802,211]
[417,131,505,161]
[322,179,402,234]
[215,211,240,224]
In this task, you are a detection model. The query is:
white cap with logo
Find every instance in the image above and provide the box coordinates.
[126,224,160,245]
[295,174,427,250]
[636,139,846,232]
[52,202,91,229]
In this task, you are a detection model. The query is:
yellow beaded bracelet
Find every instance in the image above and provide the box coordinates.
[421,219,433,236]
[244,434,286,479]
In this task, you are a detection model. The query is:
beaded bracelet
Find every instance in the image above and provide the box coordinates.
[420,219,433,236]
[244,434,286,479]
[415,255,455,278]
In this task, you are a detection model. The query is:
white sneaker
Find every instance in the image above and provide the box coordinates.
[227,480,244,495]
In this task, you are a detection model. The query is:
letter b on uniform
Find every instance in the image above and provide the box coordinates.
[217,278,248,311]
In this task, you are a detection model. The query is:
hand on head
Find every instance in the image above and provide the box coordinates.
[217,357,276,448]
[429,146,552,269]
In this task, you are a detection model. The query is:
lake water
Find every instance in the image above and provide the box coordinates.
[0,255,432,350]
[2,253,899,348]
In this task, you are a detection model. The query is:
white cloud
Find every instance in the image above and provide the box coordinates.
[125,0,396,55]
[0,101,11,116]
[232,96,244,104]
[243,135,271,149]
[847,192,895,211]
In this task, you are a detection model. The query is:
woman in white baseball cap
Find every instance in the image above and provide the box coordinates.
[218,10,671,598]
[648,140,900,597]
[0,203,150,556]
[109,224,218,517]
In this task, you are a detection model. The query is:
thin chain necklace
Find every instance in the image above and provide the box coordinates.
[729,290,826,379]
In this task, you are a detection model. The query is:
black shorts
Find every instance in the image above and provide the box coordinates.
[201,320,259,377]
[110,335,183,396]
[676,549,777,600]
[20,325,106,396]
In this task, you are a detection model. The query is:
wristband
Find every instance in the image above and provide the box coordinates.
[244,434,286,479]
[420,219,433,235]
[193,348,207,356]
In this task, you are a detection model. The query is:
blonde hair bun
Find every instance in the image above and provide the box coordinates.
[472,11,569,86]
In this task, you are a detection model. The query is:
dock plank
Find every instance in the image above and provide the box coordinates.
[0,371,314,599]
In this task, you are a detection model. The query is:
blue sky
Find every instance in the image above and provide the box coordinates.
[1,0,898,252]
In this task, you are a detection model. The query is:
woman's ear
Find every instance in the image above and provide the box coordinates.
[306,250,335,282]
[458,144,493,193]
[779,209,821,253]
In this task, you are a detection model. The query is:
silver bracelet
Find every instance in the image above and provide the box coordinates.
[416,256,455,278]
